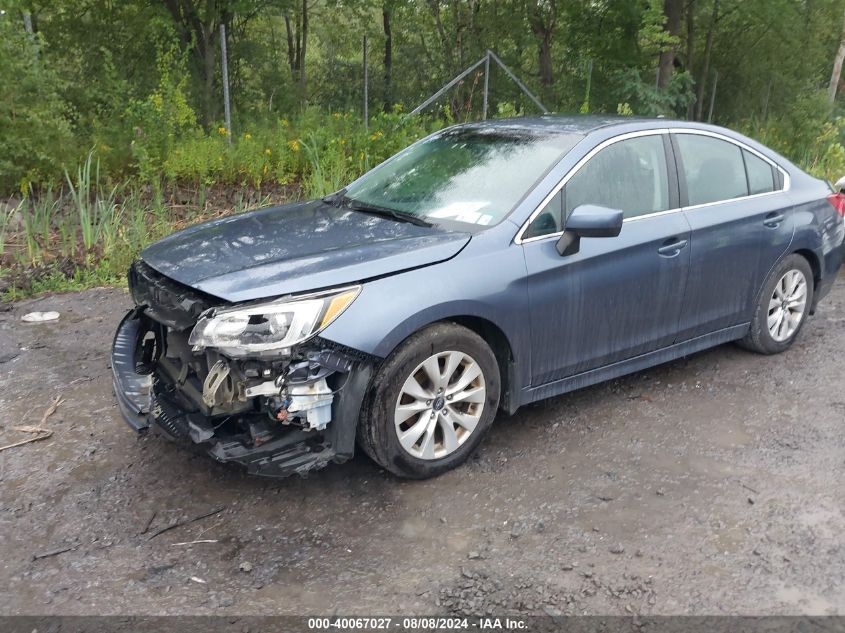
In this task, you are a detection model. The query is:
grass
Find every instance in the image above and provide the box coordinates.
[0,178,284,302]
[0,265,126,302]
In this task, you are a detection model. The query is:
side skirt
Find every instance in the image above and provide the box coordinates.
[518,323,749,407]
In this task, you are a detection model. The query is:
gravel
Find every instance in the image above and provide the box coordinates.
[0,280,844,615]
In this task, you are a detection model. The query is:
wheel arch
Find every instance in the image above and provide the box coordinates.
[446,315,518,415]
[791,247,823,314]
[793,248,821,288]
[372,310,521,415]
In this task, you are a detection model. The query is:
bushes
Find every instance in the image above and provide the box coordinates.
[125,44,200,183]
[158,107,438,196]
[0,24,75,193]
[739,91,845,182]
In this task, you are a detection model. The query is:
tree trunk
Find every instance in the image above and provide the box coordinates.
[299,0,308,102]
[529,0,557,88]
[383,3,393,112]
[202,27,216,128]
[657,0,684,89]
[686,0,695,118]
[695,0,718,120]
[284,14,296,74]
[283,2,308,104]
[427,0,453,70]
[829,7,845,104]
[538,31,553,86]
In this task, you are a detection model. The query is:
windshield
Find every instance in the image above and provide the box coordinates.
[343,127,581,227]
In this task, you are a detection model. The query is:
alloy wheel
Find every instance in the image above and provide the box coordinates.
[768,269,808,342]
[394,350,487,460]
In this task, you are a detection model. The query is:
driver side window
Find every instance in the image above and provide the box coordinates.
[565,135,669,219]
[523,134,670,240]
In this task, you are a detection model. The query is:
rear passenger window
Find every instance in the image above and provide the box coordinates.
[676,134,748,206]
[743,149,775,195]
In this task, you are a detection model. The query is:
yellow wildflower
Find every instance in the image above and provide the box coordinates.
[244,132,252,140]
[264,148,272,156]
[369,130,383,141]
[332,112,340,119]
[288,139,300,152]
[218,126,227,136]
[280,118,289,128]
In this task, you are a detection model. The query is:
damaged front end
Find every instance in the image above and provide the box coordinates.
[111,260,374,478]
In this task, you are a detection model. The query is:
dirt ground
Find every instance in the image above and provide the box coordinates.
[0,277,843,617]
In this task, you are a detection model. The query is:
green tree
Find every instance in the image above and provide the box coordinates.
[0,12,73,190]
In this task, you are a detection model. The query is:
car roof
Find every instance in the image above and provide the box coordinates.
[450,115,802,177]
[458,114,663,136]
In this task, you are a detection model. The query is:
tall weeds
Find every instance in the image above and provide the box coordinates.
[0,201,21,257]
[65,151,123,252]
[300,134,350,198]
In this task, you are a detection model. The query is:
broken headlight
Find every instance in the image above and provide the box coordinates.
[188,286,360,357]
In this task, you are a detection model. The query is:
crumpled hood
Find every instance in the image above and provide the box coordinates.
[141,200,471,302]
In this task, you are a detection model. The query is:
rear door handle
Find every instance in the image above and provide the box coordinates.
[657,238,688,257]
[764,212,785,228]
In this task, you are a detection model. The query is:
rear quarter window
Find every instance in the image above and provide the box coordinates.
[743,149,776,195]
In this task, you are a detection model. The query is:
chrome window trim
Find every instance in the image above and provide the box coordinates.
[514,126,790,245]
[670,128,791,211]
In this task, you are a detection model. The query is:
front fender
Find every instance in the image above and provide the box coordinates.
[319,236,532,394]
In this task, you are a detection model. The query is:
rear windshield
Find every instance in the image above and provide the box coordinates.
[343,127,582,227]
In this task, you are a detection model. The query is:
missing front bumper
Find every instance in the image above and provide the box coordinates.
[111,310,374,478]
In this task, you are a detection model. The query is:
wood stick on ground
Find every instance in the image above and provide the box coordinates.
[32,545,75,561]
[147,507,226,540]
[0,395,63,452]
[140,510,157,535]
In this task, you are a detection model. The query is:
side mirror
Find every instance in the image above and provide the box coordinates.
[835,176,845,193]
[556,204,623,256]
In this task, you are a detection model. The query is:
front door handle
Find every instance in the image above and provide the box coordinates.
[657,238,688,257]
[764,212,785,228]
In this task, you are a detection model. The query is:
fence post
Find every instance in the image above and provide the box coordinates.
[482,52,490,120]
[583,59,593,112]
[707,70,718,123]
[363,35,369,130]
[762,79,772,123]
[220,24,232,144]
[487,50,548,114]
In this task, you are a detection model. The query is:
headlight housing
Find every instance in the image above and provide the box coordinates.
[188,286,360,357]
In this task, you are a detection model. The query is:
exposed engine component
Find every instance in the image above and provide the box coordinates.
[198,354,338,432]
[287,379,334,430]
[202,360,235,408]
[243,377,283,398]
[151,394,190,440]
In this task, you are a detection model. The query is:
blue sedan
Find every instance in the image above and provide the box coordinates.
[112,116,845,478]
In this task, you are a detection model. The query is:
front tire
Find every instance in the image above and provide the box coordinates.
[739,254,814,354]
[357,323,501,479]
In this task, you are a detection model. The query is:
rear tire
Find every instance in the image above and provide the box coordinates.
[357,323,500,479]
[739,254,813,354]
